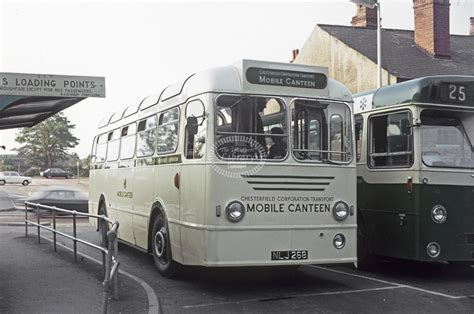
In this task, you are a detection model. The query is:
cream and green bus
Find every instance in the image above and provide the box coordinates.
[89,60,356,277]
[354,76,474,267]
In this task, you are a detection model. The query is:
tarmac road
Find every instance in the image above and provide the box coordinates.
[26,222,474,313]
[1,180,474,313]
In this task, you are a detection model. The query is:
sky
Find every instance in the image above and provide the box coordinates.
[1,0,473,158]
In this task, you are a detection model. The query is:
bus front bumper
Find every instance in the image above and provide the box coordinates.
[179,225,357,267]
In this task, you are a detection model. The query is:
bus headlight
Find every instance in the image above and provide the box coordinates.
[431,205,447,224]
[332,201,349,221]
[225,201,245,222]
[426,242,441,258]
[333,234,346,249]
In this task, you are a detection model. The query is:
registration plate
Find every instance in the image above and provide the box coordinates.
[271,250,308,261]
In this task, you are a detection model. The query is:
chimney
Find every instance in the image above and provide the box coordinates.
[351,4,377,28]
[413,0,450,58]
[470,17,474,36]
[291,49,299,63]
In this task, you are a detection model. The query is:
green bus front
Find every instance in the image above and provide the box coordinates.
[356,76,474,263]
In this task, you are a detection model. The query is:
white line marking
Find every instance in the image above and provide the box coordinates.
[183,286,403,309]
[305,265,469,300]
[40,236,160,313]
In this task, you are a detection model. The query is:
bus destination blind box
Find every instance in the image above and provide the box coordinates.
[245,67,327,90]
[239,60,330,98]
[439,82,469,105]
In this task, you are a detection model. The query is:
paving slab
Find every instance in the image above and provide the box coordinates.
[0,226,149,313]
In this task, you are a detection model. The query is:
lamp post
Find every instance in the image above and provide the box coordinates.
[350,0,382,88]
[76,161,80,184]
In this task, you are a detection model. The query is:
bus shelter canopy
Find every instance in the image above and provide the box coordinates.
[0,72,105,130]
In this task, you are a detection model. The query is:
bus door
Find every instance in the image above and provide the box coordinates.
[364,109,416,258]
[115,123,137,244]
[179,100,207,264]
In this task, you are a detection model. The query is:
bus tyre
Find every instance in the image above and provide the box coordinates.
[0,180,5,185]
[356,211,377,270]
[152,216,178,278]
[98,203,109,248]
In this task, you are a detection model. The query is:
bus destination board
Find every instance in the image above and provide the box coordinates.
[439,82,469,105]
[246,67,327,89]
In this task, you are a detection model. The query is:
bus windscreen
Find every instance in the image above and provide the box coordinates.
[420,109,474,169]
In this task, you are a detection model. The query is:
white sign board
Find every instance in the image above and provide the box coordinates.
[0,72,106,98]
[353,94,374,114]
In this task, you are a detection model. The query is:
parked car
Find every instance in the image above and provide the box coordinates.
[40,168,74,179]
[0,171,33,186]
[24,187,88,213]
[0,191,16,210]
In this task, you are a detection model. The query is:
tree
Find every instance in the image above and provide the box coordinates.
[15,113,79,168]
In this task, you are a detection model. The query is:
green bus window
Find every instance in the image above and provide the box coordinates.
[355,115,363,162]
[420,109,474,169]
[369,111,413,168]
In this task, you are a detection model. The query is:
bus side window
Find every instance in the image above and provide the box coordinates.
[355,115,363,162]
[369,111,413,167]
[185,100,206,159]
[136,116,157,157]
[91,136,98,164]
[107,129,120,161]
[119,123,137,160]
[96,134,108,163]
[157,107,180,154]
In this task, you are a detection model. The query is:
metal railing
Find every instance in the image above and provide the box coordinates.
[24,201,120,314]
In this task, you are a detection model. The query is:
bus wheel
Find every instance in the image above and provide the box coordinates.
[98,203,109,248]
[152,215,178,278]
[356,211,377,270]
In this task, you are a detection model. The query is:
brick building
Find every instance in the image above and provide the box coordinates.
[294,0,474,93]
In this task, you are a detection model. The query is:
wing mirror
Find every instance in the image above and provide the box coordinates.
[400,119,411,135]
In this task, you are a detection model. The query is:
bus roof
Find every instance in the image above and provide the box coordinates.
[353,75,474,114]
[99,59,352,129]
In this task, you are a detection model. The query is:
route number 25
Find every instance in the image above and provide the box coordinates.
[448,84,466,102]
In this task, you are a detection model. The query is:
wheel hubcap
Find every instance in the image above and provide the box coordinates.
[154,227,167,258]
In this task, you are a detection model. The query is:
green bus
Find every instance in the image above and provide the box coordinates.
[353,76,474,267]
